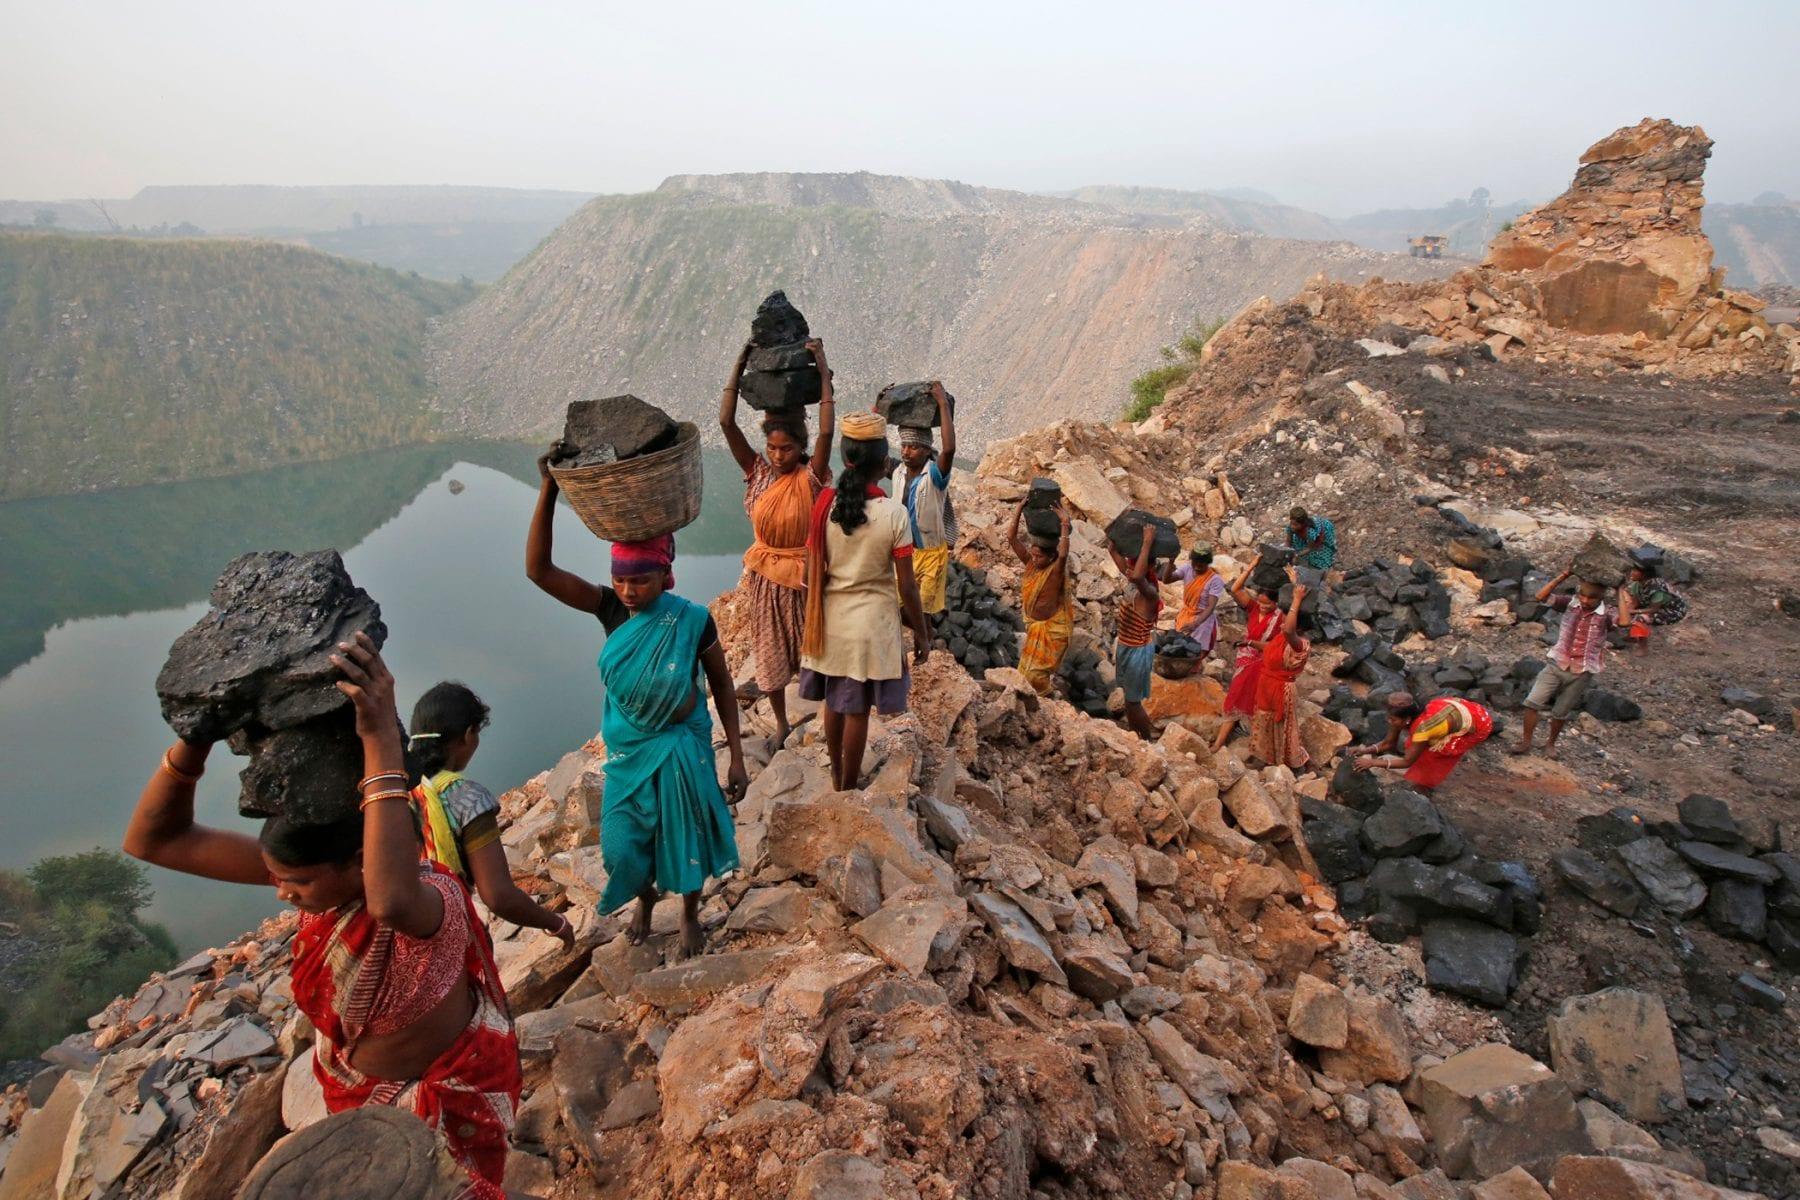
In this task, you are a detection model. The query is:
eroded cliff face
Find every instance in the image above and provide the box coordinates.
[1484,119,1716,336]
[427,173,1447,449]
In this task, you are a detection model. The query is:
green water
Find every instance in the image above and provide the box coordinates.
[0,443,752,951]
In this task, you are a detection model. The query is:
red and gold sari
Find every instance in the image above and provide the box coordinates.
[1249,634,1311,769]
[291,863,520,1197]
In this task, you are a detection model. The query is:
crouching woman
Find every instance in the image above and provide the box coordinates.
[124,633,520,1199]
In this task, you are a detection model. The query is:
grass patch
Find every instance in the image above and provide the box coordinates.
[1123,317,1224,422]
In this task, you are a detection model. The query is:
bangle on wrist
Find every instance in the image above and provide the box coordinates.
[359,788,412,810]
[161,749,203,785]
[359,771,408,791]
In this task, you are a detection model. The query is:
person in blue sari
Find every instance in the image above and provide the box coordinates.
[527,448,747,957]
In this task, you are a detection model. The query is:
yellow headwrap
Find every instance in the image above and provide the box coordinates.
[839,410,887,440]
[1411,699,1474,746]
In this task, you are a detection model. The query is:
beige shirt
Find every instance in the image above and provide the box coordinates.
[801,496,911,682]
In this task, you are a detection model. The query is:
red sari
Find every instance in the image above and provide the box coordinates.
[291,863,520,1197]
[1249,634,1311,769]
[1222,605,1282,715]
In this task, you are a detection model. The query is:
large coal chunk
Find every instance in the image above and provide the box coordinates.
[1676,794,1741,845]
[1367,858,1512,927]
[1551,848,1641,916]
[1361,790,1446,858]
[1023,479,1064,541]
[1422,917,1522,1006]
[1105,508,1181,564]
[1303,809,1371,884]
[1616,838,1707,917]
[875,381,954,429]
[157,550,386,744]
[1470,860,1544,933]
[1329,756,1386,814]
[1570,532,1628,588]
[1583,689,1641,723]
[1574,806,1647,855]
[1676,841,1781,885]
[233,708,365,822]
[555,395,678,466]
[750,290,810,348]
[1705,879,1767,942]
[740,343,822,411]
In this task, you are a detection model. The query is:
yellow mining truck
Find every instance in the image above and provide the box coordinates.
[1409,235,1448,259]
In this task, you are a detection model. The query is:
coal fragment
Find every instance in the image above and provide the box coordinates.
[157,549,386,744]
[1422,918,1522,1006]
[1616,838,1708,917]
[1676,795,1741,845]
[1677,841,1781,885]
[1705,880,1768,942]
[1733,973,1786,1011]
[874,381,953,429]
[1551,848,1641,916]
[1329,756,1386,813]
[1575,806,1647,855]
[749,290,810,348]
[232,707,366,822]
[1570,532,1628,588]
[740,343,822,411]
[556,395,678,466]
[1303,812,1371,884]
[1105,509,1181,562]
[1360,790,1445,858]
[1583,689,1642,722]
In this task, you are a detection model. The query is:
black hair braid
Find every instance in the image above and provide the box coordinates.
[831,436,890,534]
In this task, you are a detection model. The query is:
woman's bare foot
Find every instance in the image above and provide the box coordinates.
[1507,741,1531,756]
[676,913,705,960]
[627,892,655,944]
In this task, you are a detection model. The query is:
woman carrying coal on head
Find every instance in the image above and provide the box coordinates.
[526,452,747,958]
[407,681,575,951]
[719,336,836,747]
[799,411,932,791]
[124,634,520,1198]
[1247,566,1313,770]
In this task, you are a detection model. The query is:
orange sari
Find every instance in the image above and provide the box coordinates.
[743,460,817,691]
[1249,635,1311,769]
[1018,560,1073,691]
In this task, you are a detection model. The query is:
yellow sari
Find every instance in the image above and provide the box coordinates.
[1018,560,1073,692]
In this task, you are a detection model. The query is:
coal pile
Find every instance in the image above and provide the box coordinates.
[874,380,954,429]
[931,561,1022,678]
[1153,630,1208,679]
[156,550,385,821]
[1309,770,1542,1006]
[1056,645,1111,718]
[1549,795,1799,971]
[553,395,679,467]
[1104,508,1180,562]
[1312,558,1452,642]
[741,292,822,412]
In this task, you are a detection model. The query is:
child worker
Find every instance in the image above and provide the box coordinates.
[407,681,575,949]
[719,335,836,746]
[891,381,957,618]
[1108,521,1164,740]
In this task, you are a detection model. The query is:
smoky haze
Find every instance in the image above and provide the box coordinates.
[2,0,1796,214]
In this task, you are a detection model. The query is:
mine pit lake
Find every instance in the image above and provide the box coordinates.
[0,443,752,951]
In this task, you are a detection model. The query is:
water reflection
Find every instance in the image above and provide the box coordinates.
[0,445,751,950]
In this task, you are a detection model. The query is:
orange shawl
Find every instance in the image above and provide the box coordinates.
[743,463,816,591]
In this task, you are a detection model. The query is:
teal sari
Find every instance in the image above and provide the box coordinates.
[596,590,739,913]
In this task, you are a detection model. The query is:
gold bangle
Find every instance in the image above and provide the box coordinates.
[358,771,408,791]
[359,789,412,810]
[161,749,203,785]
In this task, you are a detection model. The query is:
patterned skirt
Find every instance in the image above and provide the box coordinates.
[1249,678,1309,769]
[745,570,806,693]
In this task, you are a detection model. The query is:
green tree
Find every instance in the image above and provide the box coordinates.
[29,846,154,911]
[1123,317,1224,422]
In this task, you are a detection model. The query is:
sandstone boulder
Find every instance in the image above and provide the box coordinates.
[1546,988,1685,1124]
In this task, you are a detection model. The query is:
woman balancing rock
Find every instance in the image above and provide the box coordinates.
[1009,496,1073,693]
[1212,550,1283,753]
[1170,544,1225,657]
[892,382,957,617]
[527,453,746,958]
[408,681,574,950]
[1108,522,1162,740]
[124,633,520,1199]
[800,411,931,790]
[720,335,836,745]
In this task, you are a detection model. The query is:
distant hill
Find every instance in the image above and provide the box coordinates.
[0,232,474,499]
[1067,184,1800,288]
[0,186,593,282]
[430,171,1448,448]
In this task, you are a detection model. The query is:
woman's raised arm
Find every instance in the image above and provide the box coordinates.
[526,445,605,614]
[123,738,270,886]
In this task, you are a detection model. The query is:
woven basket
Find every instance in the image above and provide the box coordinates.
[550,422,704,542]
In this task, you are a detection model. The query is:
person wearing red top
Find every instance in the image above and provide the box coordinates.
[1353,692,1494,792]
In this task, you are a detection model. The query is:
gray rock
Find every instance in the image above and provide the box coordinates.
[1361,790,1445,858]
[1570,532,1628,588]
[1105,507,1181,562]
[1367,858,1512,927]
[1422,918,1521,1006]
[741,343,822,411]
[1733,973,1786,1011]
[1056,934,1135,1002]
[1676,794,1741,844]
[1140,1017,1232,1120]
[1766,851,1800,919]
[1677,840,1780,884]
[1120,985,1182,1019]
[971,892,1067,986]
[1768,916,1800,969]
[1704,879,1767,941]
[233,707,365,821]
[156,549,385,744]
[556,394,678,465]
[820,848,883,919]
[1552,848,1641,916]
[1574,806,1647,855]
[187,1016,277,1066]
[1615,838,1707,916]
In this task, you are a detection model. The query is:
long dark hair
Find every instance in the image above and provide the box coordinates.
[832,437,890,533]
[762,411,808,445]
[260,811,363,867]
[408,681,490,777]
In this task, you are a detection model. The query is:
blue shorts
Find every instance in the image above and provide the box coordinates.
[1116,640,1156,704]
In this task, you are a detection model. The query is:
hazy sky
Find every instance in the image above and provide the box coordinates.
[4,0,1795,215]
